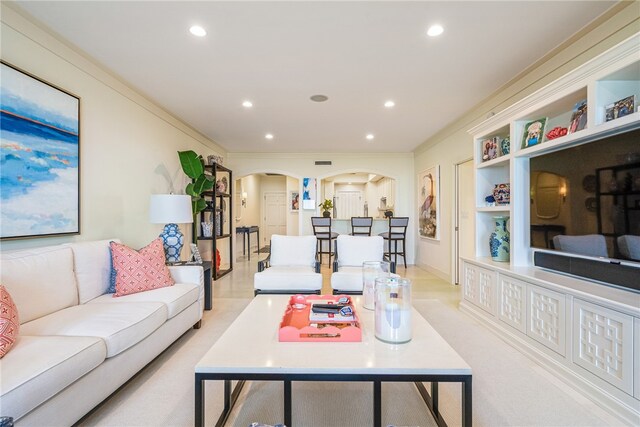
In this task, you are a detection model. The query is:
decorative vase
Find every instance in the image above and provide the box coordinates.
[500,137,510,155]
[489,216,510,262]
[322,211,331,218]
[492,183,510,205]
[159,223,184,263]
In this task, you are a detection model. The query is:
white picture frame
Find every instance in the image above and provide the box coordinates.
[418,165,440,240]
[190,243,203,264]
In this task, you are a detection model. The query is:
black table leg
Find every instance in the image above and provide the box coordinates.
[195,375,204,427]
[284,380,292,426]
[247,233,251,261]
[242,232,247,255]
[373,381,381,427]
[462,376,472,427]
[431,382,439,417]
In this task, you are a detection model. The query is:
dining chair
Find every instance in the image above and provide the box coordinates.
[379,217,409,268]
[350,216,373,236]
[311,217,338,266]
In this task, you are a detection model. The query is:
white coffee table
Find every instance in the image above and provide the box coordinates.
[195,295,472,427]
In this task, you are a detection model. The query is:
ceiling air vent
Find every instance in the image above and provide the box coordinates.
[315,161,332,166]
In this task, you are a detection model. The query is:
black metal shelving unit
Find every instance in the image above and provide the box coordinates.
[196,163,233,280]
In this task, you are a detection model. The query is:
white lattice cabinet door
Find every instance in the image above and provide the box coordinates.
[462,261,477,304]
[573,299,634,394]
[498,275,527,334]
[527,285,566,355]
[462,261,496,316]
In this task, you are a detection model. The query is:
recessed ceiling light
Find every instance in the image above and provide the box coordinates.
[265,133,274,140]
[242,101,253,108]
[310,94,329,102]
[384,100,395,108]
[189,25,207,37]
[427,24,444,37]
[366,134,375,140]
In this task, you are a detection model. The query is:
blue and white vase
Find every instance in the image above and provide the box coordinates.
[489,216,510,262]
[160,223,184,263]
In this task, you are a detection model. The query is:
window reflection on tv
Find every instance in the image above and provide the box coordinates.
[529,128,640,263]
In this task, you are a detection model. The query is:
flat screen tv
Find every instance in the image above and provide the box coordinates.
[529,127,639,288]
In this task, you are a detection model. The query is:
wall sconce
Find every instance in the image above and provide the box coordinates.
[559,185,567,201]
[241,192,248,207]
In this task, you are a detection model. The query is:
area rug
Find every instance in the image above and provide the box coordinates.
[255,245,270,254]
[224,300,615,427]
[77,299,617,427]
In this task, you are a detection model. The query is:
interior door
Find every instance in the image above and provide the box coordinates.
[456,159,475,284]
[336,191,363,218]
[263,192,286,246]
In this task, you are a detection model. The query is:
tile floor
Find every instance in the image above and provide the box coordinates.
[214,251,461,308]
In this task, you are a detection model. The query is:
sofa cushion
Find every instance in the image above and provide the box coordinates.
[0,285,20,357]
[269,235,318,267]
[110,239,175,297]
[0,245,78,323]
[254,266,322,291]
[19,302,167,358]
[0,335,106,421]
[65,239,120,303]
[87,283,199,319]
[336,235,384,267]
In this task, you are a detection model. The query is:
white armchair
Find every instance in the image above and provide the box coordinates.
[253,235,322,295]
[617,235,640,261]
[331,235,396,294]
[552,234,608,257]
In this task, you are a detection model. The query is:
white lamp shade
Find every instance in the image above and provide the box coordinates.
[149,194,193,224]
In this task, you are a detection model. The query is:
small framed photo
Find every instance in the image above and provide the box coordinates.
[190,243,203,264]
[569,99,587,133]
[605,95,634,122]
[481,137,499,162]
[521,118,547,149]
[289,191,300,212]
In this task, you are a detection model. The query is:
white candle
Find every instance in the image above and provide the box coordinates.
[375,302,412,343]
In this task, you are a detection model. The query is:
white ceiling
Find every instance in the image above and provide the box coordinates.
[13,1,616,153]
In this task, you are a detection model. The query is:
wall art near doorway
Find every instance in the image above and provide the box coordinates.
[418,165,440,240]
[0,62,80,239]
[289,191,300,212]
[302,178,316,210]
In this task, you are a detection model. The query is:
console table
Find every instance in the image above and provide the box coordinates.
[236,226,259,260]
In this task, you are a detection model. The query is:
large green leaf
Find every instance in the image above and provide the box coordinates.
[192,175,212,195]
[185,182,197,197]
[193,198,207,214]
[178,150,204,179]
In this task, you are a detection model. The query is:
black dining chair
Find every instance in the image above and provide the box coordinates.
[379,217,409,268]
[311,217,338,265]
[350,216,373,236]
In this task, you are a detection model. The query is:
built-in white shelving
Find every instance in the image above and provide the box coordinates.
[463,33,640,426]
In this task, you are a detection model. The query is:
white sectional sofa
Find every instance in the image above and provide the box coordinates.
[0,239,204,426]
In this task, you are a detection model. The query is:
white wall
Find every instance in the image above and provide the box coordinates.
[227,152,415,263]
[413,4,639,282]
[286,176,300,236]
[0,5,225,254]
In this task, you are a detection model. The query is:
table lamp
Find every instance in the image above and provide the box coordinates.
[149,194,193,263]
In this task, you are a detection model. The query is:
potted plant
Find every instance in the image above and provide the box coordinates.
[177,150,215,241]
[319,199,333,217]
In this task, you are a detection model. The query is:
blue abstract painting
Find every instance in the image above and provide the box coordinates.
[1,62,80,238]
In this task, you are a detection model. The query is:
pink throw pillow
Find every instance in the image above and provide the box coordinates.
[0,285,20,358]
[110,239,175,297]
